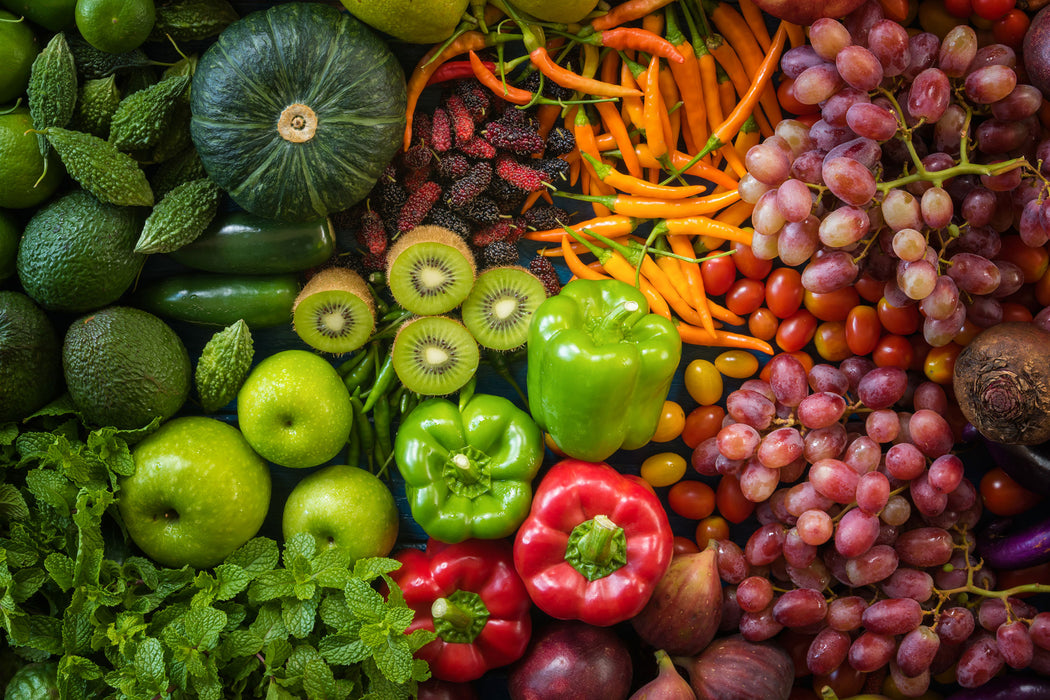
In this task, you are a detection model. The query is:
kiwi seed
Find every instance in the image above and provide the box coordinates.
[292,267,375,354]
[391,315,479,396]
[386,225,476,315]
[461,266,547,351]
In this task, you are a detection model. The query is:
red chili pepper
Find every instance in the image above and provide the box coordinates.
[513,459,674,626]
[427,59,493,86]
[388,538,532,683]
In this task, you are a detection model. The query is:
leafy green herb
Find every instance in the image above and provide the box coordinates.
[0,415,434,698]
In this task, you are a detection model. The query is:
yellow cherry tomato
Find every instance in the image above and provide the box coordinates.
[684,358,723,405]
[924,342,961,385]
[640,451,688,488]
[651,400,686,442]
[714,350,759,379]
[953,318,982,346]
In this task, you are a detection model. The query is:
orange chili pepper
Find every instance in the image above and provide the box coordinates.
[589,0,678,31]
[562,189,741,218]
[676,321,774,354]
[707,34,774,137]
[733,115,761,163]
[535,103,562,142]
[664,7,708,156]
[560,233,609,280]
[707,299,746,326]
[657,215,755,246]
[566,228,673,319]
[668,233,716,336]
[525,214,640,243]
[468,50,533,105]
[738,0,772,52]
[642,54,668,159]
[529,46,642,98]
[785,22,806,49]
[707,2,783,126]
[594,101,644,179]
[581,151,708,199]
[619,59,645,129]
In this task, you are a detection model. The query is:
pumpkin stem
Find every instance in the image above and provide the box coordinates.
[278,103,318,143]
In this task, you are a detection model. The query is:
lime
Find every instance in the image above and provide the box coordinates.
[74,0,154,54]
[0,0,76,31]
[0,209,19,281]
[0,11,38,104]
[0,107,64,209]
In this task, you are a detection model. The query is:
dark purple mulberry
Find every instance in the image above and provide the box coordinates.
[460,195,501,223]
[486,177,528,211]
[484,120,545,155]
[425,206,471,238]
[534,157,571,183]
[454,79,491,122]
[437,152,470,181]
[528,255,562,296]
[543,125,576,156]
[401,143,432,170]
[480,240,520,268]
[523,204,573,231]
[444,160,492,208]
[356,208,388,255]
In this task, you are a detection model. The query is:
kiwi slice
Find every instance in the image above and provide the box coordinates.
[292,267,375,354]
[391,316,479,396]
[461,266,548,351]
[386,225,476,315]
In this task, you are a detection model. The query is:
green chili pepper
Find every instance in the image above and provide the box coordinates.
[362,350,396,413]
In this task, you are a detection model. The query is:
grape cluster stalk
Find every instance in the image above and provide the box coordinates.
[737,14,1050,346]
[696,349,1050,695]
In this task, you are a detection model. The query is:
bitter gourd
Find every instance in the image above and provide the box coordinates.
[151,0,238,42]
[41,127,155,207]
[70,75,121,139]
[68,36,155,80]
[110,74,191,151]
[27,32,77,158]
[135,177,222,254]
[195,318,253,413]
[151,146,207,198]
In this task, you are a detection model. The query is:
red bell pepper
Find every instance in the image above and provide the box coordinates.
[513,459,674,626]
[390,538,532,683]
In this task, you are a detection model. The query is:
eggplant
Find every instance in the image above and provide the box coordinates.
[944,674,1050,700]
[976,512,1050,569]
[982,438,1050,498]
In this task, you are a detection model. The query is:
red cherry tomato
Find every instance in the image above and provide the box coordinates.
[682,405,726,449]
[872,333,913,369]
[765,268,804,319]
[994,561,1050,594]
[673,535,701,556]
[778,78,819,116]
[1000,301,1034,323]
[876,297,921,336]
[775,309,818,353]
[701,255,737,296]
[669,480,717,520]
[804,286,860,322]
[999,235,1050,283]
[732,240,773,281]
[972,0,1014,21]
[748,307,779,341]
[813,321,851,362]
[716,474,755,524]
[854,273,885,304]
[726,278,766,316]
[993,8,1029,49]
[845,305,882,356]
[980,467,1043,516]
[944,0,973,16]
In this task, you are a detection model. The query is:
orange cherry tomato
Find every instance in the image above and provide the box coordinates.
[732,240,773,281]
[748,307,779,341]
[777,78,819,116]
[877,297,921,336]
[954,318,982,346]
[980,467,1044,516]
[765,268,804,319]
[923,342,961,384]
[813,321,851,362]
[804,286,861,322]
[1000,302,1034,323]
[682,405,726,449]
[716,474,755,524]
[701,255,737,296]
[650,401,686,442]
[695,515,731,549]
[726,278,766,316]
[845,305,882,356]
[775,309,818,353]
[999,235,1049,283]
[872,333,913,369]
[854,273,885,304]
[668,480,717,520]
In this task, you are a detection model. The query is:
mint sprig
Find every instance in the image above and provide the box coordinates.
[0,418,435,698]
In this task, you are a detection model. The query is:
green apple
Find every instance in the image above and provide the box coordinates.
[339,0,469,44]
[119,416,272,569]
[237,349,353,469]
[512,0,600,23]
[282,464,399,562]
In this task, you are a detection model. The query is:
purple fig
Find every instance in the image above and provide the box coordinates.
[631,548,722,655]
[679,634,794,700]
[629,650,696,700]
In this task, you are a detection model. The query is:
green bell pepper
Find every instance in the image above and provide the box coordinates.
[526,278,682,463]
[393,386,544,544]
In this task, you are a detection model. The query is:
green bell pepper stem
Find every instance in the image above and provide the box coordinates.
[565,514,628,581]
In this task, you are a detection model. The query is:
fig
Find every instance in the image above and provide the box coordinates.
[748,0,867,26]
[508,621,632,700]
[631,548,722,655]
[679,634,794,700]
[630,650,696,700]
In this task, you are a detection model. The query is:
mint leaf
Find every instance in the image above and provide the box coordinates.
[86,429,135,477]
[343,578,384,623]
[25,393,80,420]
[282,596,318,639]
[0,483,29,520]
[0,422,17,445]
[250,568,295,603]
[218,628,264,659]
[227,537,280,577]
[302,657,341,700]
[184,605,226,650]
[215,562,251,600]
[25,467,75,516]
[134,636,167,693]
[372,633,413,685]
[318,633,370,666]
[352,557,401,581]
[284,532,316,564]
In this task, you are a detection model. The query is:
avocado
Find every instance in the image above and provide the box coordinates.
[0,291,62,422]
[62,306,190,429]
[16,189,145,313]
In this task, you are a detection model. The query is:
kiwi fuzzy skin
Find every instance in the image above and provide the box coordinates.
[953,322,1050,445]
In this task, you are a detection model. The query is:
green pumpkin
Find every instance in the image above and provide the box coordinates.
[189,3,406,222]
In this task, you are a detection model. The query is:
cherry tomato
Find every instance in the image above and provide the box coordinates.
[877,297,921,336]
[804,286,860,322]
[715,350,759,379]
[732,240,773,281]
[854,273,885,304]
[775,309,818,353]
[908,334,931,373]
[993,8,1029,48]
[796,113,820,128]
[726,278,766,316]
[954,318,982,346]
[701,255,737,296]
[765,268,804,319]
[980,467,1043,516]
[748,307,779,340]
[684,359,723,405]
[716,474,755,524]
[972,0,1014,21]
[682,405,726,449]
[673,535,701,555]
[668,479,717,520]
[777,80,819,117]
[1035,265,1050,307]
[845,305,882,356]
[999,235,1050,283]
[650,401,686,443]
[760,351,814,382]
[994,561,1050,594]
[640,451,688,487]
[695,515,731,549]
[1000,301,1034,323]
[923,342,961,384]
[943,0,973,16]
[813,321,851,362]
[872,333,913,369]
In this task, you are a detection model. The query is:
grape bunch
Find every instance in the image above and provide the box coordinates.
[694,352,1050,695]
[736,9,1050,348]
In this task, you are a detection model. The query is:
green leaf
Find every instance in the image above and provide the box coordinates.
[352,557,401,582]
[383,606,415,635]
[344,578,384,623]
[25,467,75,516]
[226,537,280,577]
[294,581,316,601]
[250,602,289,644]
[282,596,318,639]
[184,605,227,650]
[86,429,135,477]
[250,568,296,603]
[218,628,264,660]
[285,532,316,564]
[318,633,371,666]
[72,488,113,587]
[0,483,30,520]
[319,595,355,632]
[134,636,167,693]
[372,633,413,685]
[302,657,341,700]
[0,422,17,445]
[215,562,251,600]
[62,608,93,654]
[24,393,80,421]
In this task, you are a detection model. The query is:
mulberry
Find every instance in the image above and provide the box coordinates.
[356,208,388,255]
[437,152,470,181]
[446,93,475,146]
[454,78,491,122]
[458,135,498,160]
[360,249,388,272]
[444,160,492,208]
[528,255,562,297]
[484,120,545,155]
[487,177,528,211]
[425,206,471,238]
[535,157,571,182]
[523,204,573,231]
[431,107,452,153]
[397,181,442,234]
[470,217,525,247]
[460,195,501,223]
[495,154,549,193]
[409,112,432,148]
[480,240,520,268]
[543,125,576,156]
[377,182,408,220]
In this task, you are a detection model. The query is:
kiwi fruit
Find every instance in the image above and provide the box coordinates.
[292,267,375,354]
[386,225,476,315]
[461,266,547,351]
[391,315,479,396]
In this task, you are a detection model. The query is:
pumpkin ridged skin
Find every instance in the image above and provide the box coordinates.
[189,3,406,222]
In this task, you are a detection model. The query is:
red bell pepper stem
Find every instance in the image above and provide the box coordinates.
[572,515,627,579]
